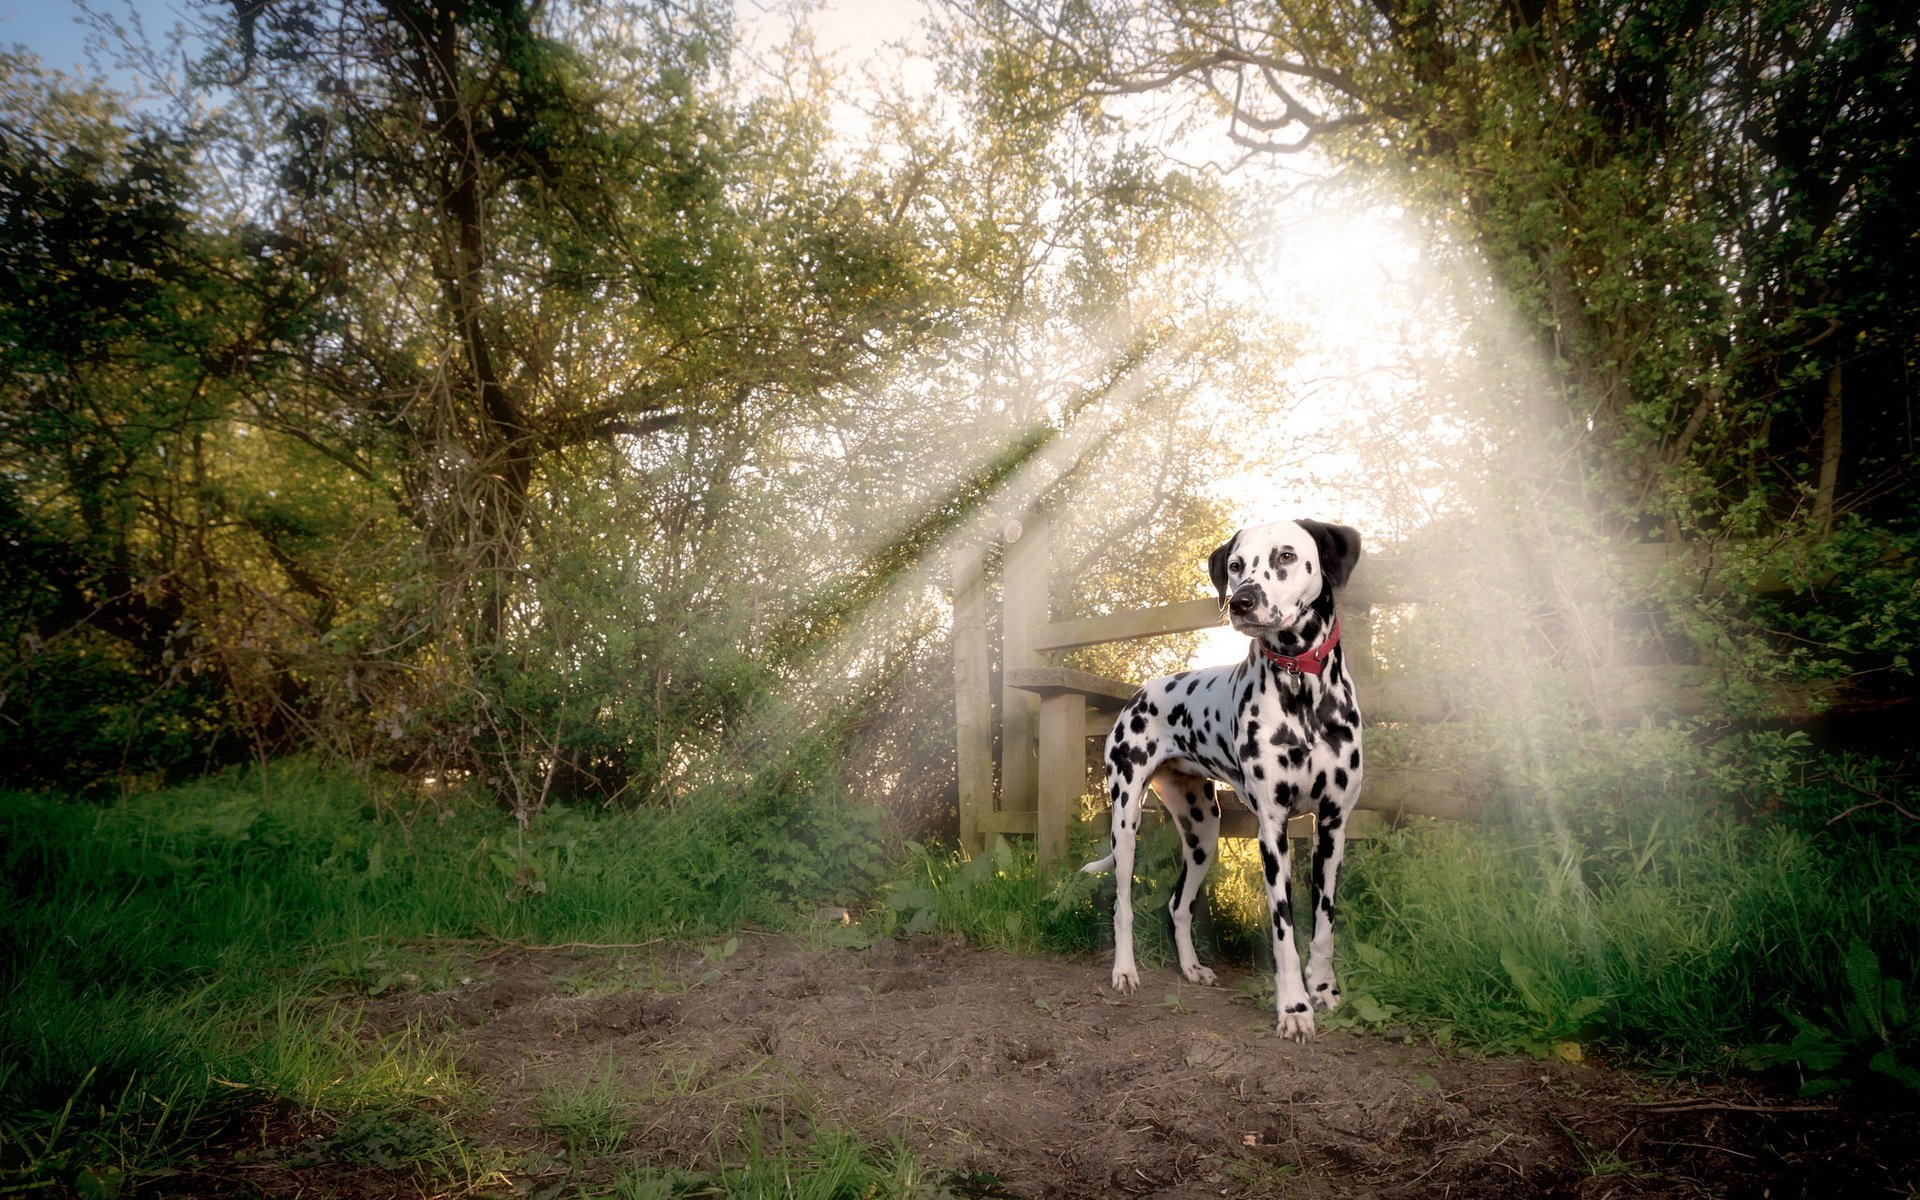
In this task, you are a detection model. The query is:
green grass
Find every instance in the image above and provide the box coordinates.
[8,752,1914,1192]
[610,1128,962,1200]
[535,1052,631,1158]
[887,794,1920,1094]
[880,817,1275,969]
[1333,805,1920,1080]
[0,760,886,1192]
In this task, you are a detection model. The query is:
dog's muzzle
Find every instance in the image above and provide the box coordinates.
[1228,583,1261,618]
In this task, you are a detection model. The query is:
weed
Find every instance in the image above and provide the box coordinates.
[300,1106,462,1172]
[534,1054,631,1158]
[1742,937,1920,1096]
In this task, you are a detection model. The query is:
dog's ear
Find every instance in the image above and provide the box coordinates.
[1297,520,1362,591]
[1207,533,1239,605]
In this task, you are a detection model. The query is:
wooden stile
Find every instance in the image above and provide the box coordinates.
[955,514,1800,870]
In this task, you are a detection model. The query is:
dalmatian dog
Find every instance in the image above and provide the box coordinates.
[1082,519,1363,1042]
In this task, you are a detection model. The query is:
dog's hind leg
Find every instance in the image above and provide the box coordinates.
[1154,770,1222,985]
[1304,795,1351,1010]
[1306,750,1362,1010]
[1085,741,1150,994]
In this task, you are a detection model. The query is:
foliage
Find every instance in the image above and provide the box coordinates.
[0,57,273,786]
[972,0,1919,721]
[2,3,1277,819]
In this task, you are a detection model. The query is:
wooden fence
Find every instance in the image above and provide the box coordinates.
[950,510,1800,867]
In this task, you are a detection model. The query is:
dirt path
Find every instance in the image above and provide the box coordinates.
[269,932,1912,1198]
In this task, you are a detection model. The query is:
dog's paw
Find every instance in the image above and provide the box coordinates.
[1277,1003,1316,1043]
[1311,978,1342,1010]
[1111,964,1140,994]
[1181,963,1218,986]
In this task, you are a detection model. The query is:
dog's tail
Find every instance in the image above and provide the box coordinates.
[1080,849,1115,875]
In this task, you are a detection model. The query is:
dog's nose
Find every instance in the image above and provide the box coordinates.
[1229,585,1259,616]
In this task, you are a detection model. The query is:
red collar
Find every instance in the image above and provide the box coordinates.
[1255,616,1341,676]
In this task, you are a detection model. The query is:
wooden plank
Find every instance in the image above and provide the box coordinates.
[1029,660,1766,731]
[951,545,992,855]
[1350,675,1472,725]
[1353,766,1488,821]
[1031,561,1410,653]
[1034,598,1223,653]
[999,513,1049,822]
[1028,544,1796,658]
[1354,665,1818,724]
[1036,692,1087,869]
[1005,666,1141,703]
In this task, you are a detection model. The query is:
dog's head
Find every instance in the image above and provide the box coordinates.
[1208,519,1361,635]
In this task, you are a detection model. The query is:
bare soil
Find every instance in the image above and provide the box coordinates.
[211,932,1916,1198]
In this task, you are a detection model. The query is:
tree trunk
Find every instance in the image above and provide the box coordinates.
[1814,358,1843,538]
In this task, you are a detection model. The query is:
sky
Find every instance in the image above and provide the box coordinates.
[2,2,106,70]
[2,0,188,74]
[2,0,925,76]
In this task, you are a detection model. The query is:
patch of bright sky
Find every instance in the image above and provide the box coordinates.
[2,0,202,99]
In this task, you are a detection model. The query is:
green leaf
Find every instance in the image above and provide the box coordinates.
[1868,1050,1920,1095]
[1843,938,1884,1035]
[903,906,937,935]
[1500,950,1548,1016]
[885,887,937,912]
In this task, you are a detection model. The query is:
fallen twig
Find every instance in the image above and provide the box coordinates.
[473,938,665,961]
[1626,1101,1836,1115]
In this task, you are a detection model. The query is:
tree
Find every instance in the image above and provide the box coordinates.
[967,0,1919,711]
[0,57,292,784]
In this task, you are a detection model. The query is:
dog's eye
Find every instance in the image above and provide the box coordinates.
[1279,550,1297,564]
[1229,558,1243,574]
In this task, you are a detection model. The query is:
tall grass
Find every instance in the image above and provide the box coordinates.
[889,790,1919,1093]
[0,761,886,1189]
[1336,814,1855,1060]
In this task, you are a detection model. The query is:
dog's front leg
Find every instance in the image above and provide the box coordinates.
[1256,804,1315,1041]
[1087,767,1147,994]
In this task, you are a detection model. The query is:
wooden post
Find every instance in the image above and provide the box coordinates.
[1035,692,1086,868]
[999,513,1049,838]
[951,545,992,855]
